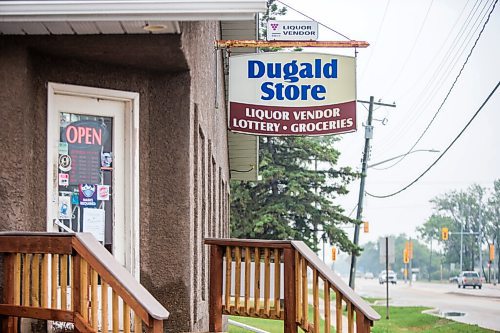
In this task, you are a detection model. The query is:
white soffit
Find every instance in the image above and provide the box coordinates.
[222,19,260,181]
[0,1,266,22]
[0,20,180,34]
[0,0,266,35]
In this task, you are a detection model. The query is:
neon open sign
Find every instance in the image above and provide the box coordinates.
[64,120,109,147]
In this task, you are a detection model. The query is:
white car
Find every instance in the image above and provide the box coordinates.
[457,271,482,289]
[379,270,397,284]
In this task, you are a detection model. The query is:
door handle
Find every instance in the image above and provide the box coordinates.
[53,219,74,233]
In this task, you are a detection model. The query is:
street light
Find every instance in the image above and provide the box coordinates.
[367,149,440,168]
[348,147,440,289]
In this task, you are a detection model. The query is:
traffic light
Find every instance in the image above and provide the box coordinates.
[363,221,369,233]
[442,227,449,240]
[490,244,495,261]
[403,248,409,264]
[331,247,337,261]
[409,241,413,259]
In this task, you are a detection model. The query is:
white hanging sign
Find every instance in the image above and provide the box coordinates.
[267,21,318,41]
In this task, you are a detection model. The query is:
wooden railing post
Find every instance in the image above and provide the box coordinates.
[209,245,224,332]
[72,253,81,331]
[356,310,371,333]
[2,253,18,333]
[148,318,164,333]
[283,247,298,333]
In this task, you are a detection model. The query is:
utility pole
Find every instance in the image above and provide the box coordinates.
[460,216,464,272]
[429,238,432,282]
[385,236,389,320]
[409,237,413,286]
[478,201,483,281]
[348,96,396,290]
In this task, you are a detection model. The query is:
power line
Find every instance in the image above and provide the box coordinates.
[380,0,489,150]
[347,204,358,218]
[360,0,391,80]
[277,0,352,40]
[375,0,488,151]
[382,0,435,97]
[372,0,498,170]
[393,0,476,103]
[366,81,499,199]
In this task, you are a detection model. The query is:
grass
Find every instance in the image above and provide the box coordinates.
[229,305,334,333]
[309,288,336,301]
[229,306,494,333]
[371,306,494,333]
[228,316,284,333]
[362,297,387,304]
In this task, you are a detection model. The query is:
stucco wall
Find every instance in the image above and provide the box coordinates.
[0,43,41,232]
[180,21,231,331]
[0,29,230,332]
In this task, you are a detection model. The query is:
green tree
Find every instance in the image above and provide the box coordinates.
[417,214,454,242]
[423,182,499,277]
[231,136,358,252]
[417,215,455,279]
[357,234,440,281]
[484,179,500,281]
[259,0,287,40]
[430,189,476,270]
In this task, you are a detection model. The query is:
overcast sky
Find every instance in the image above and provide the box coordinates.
[278,0,500,250]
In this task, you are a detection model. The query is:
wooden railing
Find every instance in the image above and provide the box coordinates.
[205,239,380,333]
[0,232,169,333]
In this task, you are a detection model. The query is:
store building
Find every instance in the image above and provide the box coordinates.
[0,1,264,331]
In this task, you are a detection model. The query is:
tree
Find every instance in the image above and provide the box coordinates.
[231,136,358,253]
[485,180,500,281]
[421,181,499,278]
[355,241,379,274]
[258,0,287,41]
[357,234,440,281]
[417,215,454,280]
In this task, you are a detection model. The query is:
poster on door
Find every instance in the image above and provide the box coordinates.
[58,196,72,220]
[79,184,98,207]
[97,185,110,200]
[83,208,105,242]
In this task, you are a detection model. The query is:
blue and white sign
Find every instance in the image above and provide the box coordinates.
[79,184,97,207]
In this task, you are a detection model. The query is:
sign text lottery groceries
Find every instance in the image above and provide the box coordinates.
[229,53,356,136]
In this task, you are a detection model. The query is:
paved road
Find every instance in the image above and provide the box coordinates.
[354,278,500,331]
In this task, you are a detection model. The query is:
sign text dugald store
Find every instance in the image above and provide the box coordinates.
[229,53,356,136]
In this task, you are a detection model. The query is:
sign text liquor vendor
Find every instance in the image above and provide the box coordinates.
[228,53,356,136]
[267,21,318,41]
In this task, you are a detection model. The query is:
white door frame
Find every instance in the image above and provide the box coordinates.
[46,82,140,280]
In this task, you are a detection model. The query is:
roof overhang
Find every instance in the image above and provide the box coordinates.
[0,0,266,22]
[222,19,260,181]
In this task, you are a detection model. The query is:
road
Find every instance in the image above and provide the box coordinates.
[354,278,500,331]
